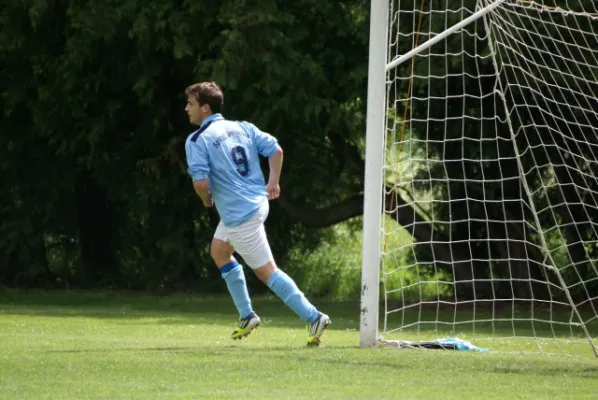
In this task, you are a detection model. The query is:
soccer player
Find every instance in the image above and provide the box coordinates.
[184,81,331,346]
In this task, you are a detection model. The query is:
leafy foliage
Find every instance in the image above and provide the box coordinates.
[0,0,370,292]
[2,0,595,304]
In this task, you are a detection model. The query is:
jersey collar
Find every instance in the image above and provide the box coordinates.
[200,113,224,130]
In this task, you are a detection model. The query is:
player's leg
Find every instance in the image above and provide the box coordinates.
[252,261,318,324]
[228,202,331,346]
[212,224,260,340]
[210,235,254,319]
[254,260,331,346]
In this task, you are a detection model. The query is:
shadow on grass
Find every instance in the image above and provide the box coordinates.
[44,343,598,379]
[488,364,598,378]
[46,347,199,353]
[45,344,358,354]
[2,288,596,340]
[0,288,361,330]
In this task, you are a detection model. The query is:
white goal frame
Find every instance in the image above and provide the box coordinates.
[359,0,598,356]
[360,0,506,348]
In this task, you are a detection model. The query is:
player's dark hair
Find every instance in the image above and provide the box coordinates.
[185,81,223,113]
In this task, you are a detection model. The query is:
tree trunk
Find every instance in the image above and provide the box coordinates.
[279,186,556,301]
[278,189,477,297]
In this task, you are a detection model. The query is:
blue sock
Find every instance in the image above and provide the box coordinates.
[267,269,319,323]
[220,261,253,319]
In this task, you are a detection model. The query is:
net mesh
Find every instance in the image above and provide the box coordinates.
[382,0,598,356]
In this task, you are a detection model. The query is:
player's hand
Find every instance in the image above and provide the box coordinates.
[203,193,214,208]
[266,182,280,200]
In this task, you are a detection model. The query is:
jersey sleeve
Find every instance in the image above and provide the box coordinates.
[240,122,281,157]
[185,137,209,181]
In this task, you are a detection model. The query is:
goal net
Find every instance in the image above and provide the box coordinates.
[361,0,598,357]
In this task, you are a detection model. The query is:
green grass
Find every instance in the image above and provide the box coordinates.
[1,290,597,399]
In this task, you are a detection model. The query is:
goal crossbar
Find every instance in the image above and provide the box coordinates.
[385,0,507,72]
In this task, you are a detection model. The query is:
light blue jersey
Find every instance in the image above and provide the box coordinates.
[185,113,281,227]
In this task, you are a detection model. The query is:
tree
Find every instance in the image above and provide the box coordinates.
[0,0,373,291]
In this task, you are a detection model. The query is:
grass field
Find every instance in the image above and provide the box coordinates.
[1,289,597,399]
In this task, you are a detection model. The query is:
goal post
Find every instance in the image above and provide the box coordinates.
[360,0,389,348]
[360,0,598,358]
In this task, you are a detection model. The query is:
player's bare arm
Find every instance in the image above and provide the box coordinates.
[266,148,283,200]
[193,179,214,207]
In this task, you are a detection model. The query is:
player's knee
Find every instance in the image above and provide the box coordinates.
[253,261,277,284]
[210,248,226,264]
[209,245,218,261]
[210,241,232,266]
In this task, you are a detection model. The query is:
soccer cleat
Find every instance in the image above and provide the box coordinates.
[306,312,331,347]
[231,312,261,340]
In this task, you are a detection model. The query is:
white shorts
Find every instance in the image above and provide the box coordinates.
[213,201,274,269]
